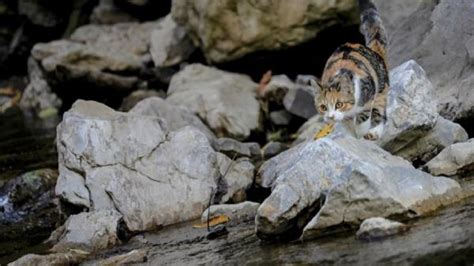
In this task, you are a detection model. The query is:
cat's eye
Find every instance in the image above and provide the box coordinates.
[319,105,327,112]
[335,102,343,109]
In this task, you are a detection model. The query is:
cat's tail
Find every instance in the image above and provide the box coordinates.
[358,0,388,65]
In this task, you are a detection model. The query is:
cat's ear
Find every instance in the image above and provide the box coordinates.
[307,77,323,96]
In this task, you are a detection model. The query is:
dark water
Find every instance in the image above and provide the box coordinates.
[0,109,58,185]
[81,195,474,265]
[0,108,59,264]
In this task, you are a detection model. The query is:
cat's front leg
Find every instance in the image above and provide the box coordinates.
[363,106,386,140]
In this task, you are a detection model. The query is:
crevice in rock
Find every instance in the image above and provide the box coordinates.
[213,24,364,82]
[455,116,474,139]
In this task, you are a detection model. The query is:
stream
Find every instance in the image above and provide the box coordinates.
[82,195,474,265]
[0,109,59,264]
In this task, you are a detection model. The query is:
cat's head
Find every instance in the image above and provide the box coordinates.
[310,75,355,122]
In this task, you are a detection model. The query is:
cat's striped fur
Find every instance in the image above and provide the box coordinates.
[313,0,389,140]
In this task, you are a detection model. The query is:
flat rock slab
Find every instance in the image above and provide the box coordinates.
[256,133,462,241]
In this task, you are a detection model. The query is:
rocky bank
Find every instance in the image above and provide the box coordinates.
[1,0,474,265]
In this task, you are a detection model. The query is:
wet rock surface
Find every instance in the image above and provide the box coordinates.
[0,168,61,262]
[77,196,474,265]
[9,250,88,266]
[356,217,407,240]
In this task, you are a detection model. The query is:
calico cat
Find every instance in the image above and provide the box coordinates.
[312,0,389,140]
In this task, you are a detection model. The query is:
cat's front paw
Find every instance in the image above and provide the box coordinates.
[363,132,379,141]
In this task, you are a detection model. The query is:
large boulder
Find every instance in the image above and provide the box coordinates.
[256,133,462,240]
[55,100,220,232]
[171,0,358,63]
[294,60,441,152]
[167,64,261,140]
[375,0,474,120]
[425,139,474,177]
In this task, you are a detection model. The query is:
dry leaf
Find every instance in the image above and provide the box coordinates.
[314,123,334,140]
[257,70,272,97]
[192,215,230,229]
[68,249,90,255]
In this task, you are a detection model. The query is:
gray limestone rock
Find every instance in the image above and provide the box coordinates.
[130,96,215,141]
[56,100,220,232]
[256,134,462,240]
[395,116,468,164]
[50,210,122,252]
[379,60,438,153]
[425,139,474,177]
[356,217,407,240]
[167,64,261,140]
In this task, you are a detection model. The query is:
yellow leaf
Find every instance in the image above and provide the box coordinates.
[68,249,90,255]
[314,123,334,140]
[192,215,230,228]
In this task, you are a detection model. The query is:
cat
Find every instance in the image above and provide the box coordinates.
[311,0,389,140]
